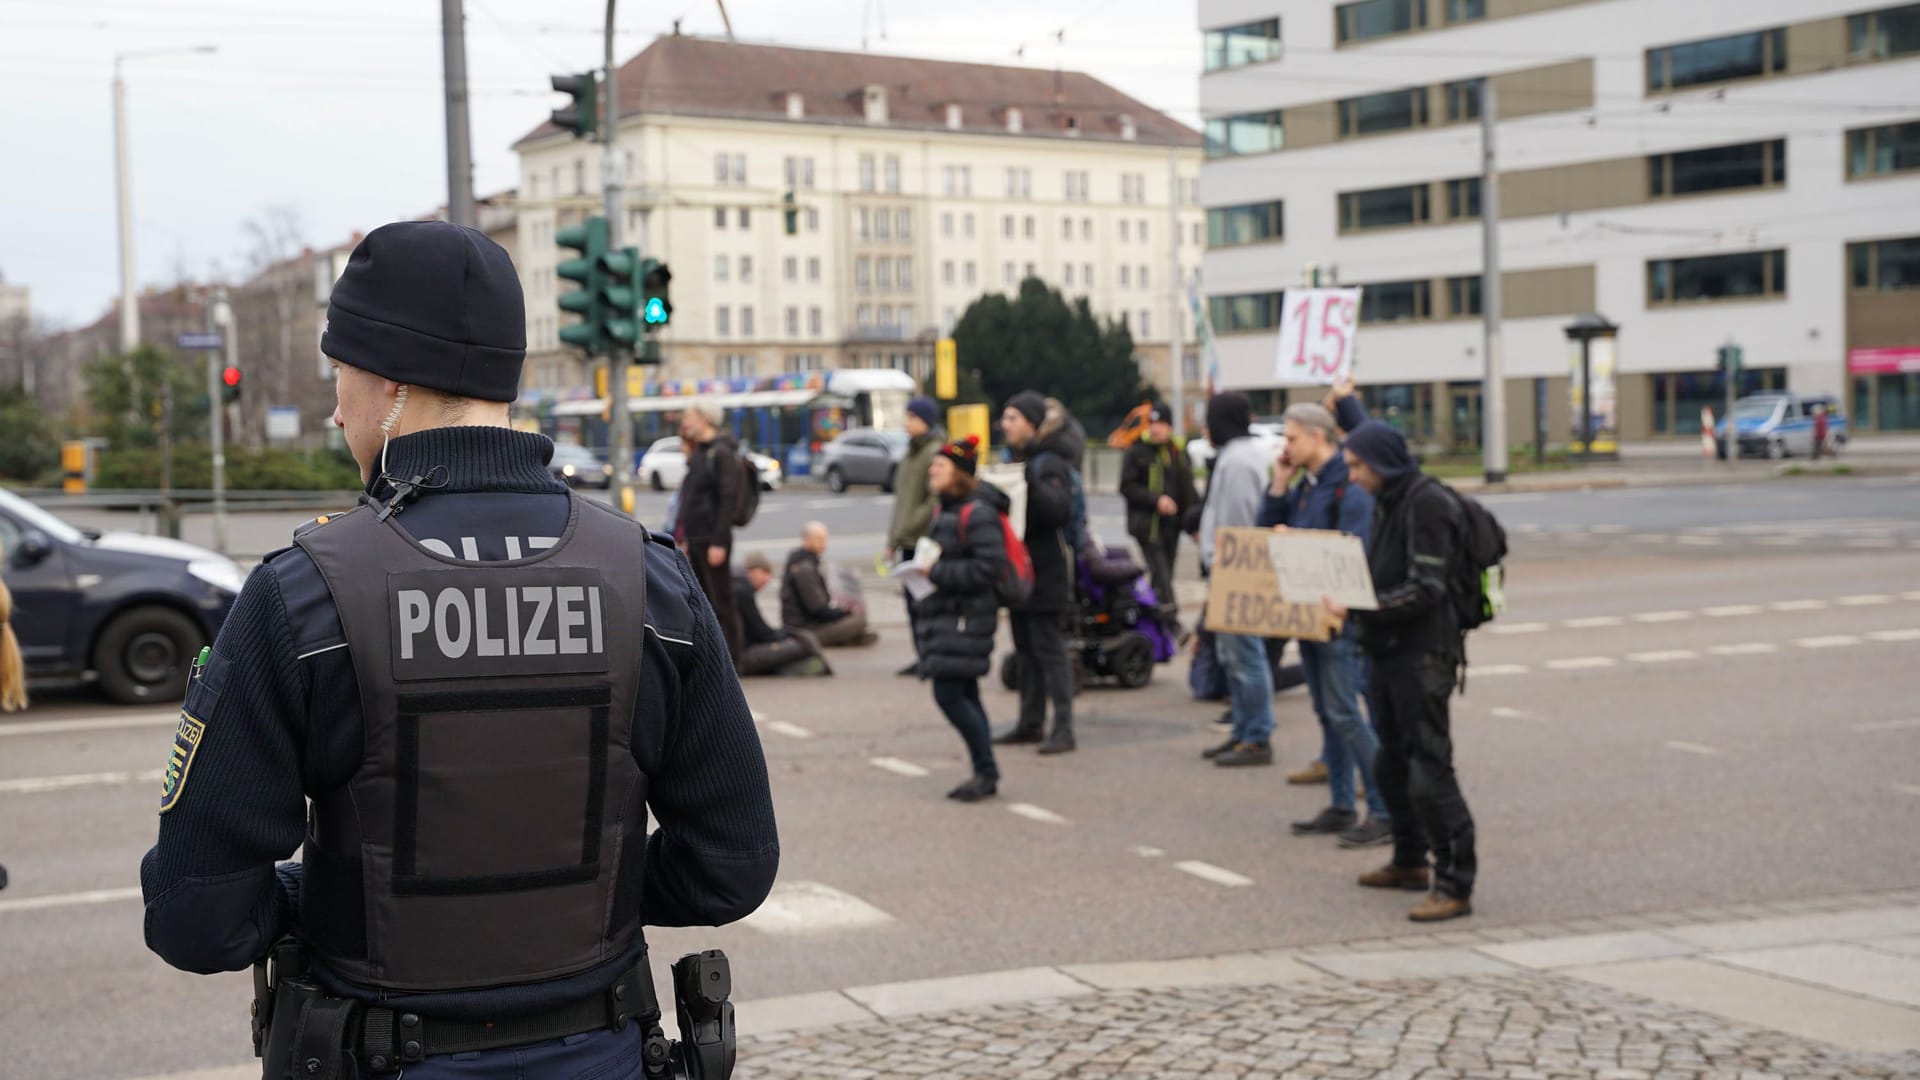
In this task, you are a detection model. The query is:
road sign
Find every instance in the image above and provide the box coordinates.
[176,332,224,351]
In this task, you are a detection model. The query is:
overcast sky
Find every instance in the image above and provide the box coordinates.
[0,0,1201,327]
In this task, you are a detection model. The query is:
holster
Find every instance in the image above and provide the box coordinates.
[255,939,357,1080]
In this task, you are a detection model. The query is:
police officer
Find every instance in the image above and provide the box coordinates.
[140,221,779,1077]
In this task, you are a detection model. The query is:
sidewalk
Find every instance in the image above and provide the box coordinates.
[739,889,1920,1078]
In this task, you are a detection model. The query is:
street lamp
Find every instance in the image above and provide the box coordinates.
[114,45,217,354]
[1563,312,1619,464]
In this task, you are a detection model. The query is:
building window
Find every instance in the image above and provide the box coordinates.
[877,258,892,289]
[1120,220,1132,243]
[878,304,892,329]
[1647,28,1787,92]
[1444,0,1484,24]
[786,353,824,373]
[717,354,753,377]
[740,307,754,337]
[809,307,823,336]
[943,260,955,285]
[1139,311,1152,338]
[1082,218,1093,241]
[714,255,729,282]
[1140,266,1150,289]
[714,208,727,230]
[1061,217,1074,240]
[897,210,912,240]
[1445,78,1483,123]
[960,166,972,195]
[1003,215,1015,239]
[883,155,901,193]
[1121,175,1135,203]
[1360,279,1434,323]
[899,305,914,331]
[1204,17,1282,72]
[1649,139,1786,197]
[1205,111,1284,157]
[1023,215,1036,239]
[1064,264,1075,286]
[1139,220,1149,243]
[1120,266,1132,288]
[857,208,871,240]
[1023,261,1036,279]
[1445,177,1481,220]
[715,306,731,336]
[943,307,958,333]
[943,165,958,195]
[785,307,799,335]
[1850,236,1920,290]
[738,208,751,229]
[807,256,822,283]
[739,255,753,282]
[943,212,954,238]
[1182,351,1202,382]
[965,262,977,286]
[805,207,819,233]
[964,213,976,238]
[1336,0,1427,45]
[898,257,913,288]
[1848,121,1920,178]
[1004,262,1016,286]
[784,256,798,283]
[859,154,876,192]
[1339,183,1431,231]
[1209,292,1282,334]
[1647,249,1787,304]
[1003,167,1031,198]
[1339,87,1429,137]
[856,257,872,288]
[1083,262,1094,286]
[876,211,891,241]
[857,304,872,328]
[1850,3,1920,60]
[1446,275,1482,317]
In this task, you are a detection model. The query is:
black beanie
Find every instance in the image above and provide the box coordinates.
[1006,390,1048,427]
[321,221,527,403]
[1205,392,1253,447]
[1343,420,1417,482]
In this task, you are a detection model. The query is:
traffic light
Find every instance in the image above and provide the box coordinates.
[549,71,599,140]
[556,215,608,354]
[221,365,242,404]
[599,244,641,349]
[640,259,673,328]
[783,191,798,237]
[1716,343,1743,374]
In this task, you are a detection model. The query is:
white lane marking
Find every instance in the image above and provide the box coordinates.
[868,757,930,778]
[1131,846,1165,858]
[1489,706,1533,720]
[1633,610,1694,624]
[1709,642,1780,656]
[1675,536,1722,547]
[1513,523,1544,534]
[1173,860,1254,888]
[0,886,144,915]
[1770,600,1829,612]
[1853,719,1920,733]
[1628,650,1699,664]
[1006,803,1072,826]
[1704,604,1763,618]
[803,498,846,511]
[1489,622,1549,636]
[749,710,768,723]
[1589,525,1629,534]
[1839,594,1894,606]
[1563,616,1624,629]
[1547,656,1618,671]
[0,712,177,737]
[1468,664,1531,678]
[1796,635,1863,650]
[0,768,164,795]
[1847,538,1897,548]
[1632,534,1672,544]
[739,881,894,934]
[1904,591,1920,602]
[1757,536,1807,546]
[1667,741,1725,757]
[1894,785,1920,797]
[764,720,815,739]
[1867,628,1920,643]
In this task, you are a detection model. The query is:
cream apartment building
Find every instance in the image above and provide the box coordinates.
[513,34,1208,423]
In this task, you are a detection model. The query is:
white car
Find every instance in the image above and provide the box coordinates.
[640,436,783,492]
[1186,423,1287,478]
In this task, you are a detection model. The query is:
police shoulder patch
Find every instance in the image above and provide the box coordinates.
[159,709,207,814]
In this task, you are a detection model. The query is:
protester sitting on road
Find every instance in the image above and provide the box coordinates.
[1197,391,1279,768]
[1326,420,1478,923]
[736,553,832,678]
[783,521,879,647]
[914,436,1006,802]
[1260,403,1391,848]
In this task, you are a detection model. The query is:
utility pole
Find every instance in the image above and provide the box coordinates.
[440,0,476,228]
[603,0,636,515]
[1166,145,1185,434]
[1479,80,1509,485]
[206,289,230,554]
[113,64,139,354]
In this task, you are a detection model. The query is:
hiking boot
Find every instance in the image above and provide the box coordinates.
[1037,725,1076,755]
[1200,736,1240,760]
[1409,893,1472,922]
[1215,709,1233,726]
[1336,817,1394,848]
[1290,807,1358,836]
[1358,863,1431,891]
[895,661,920,677]
[1286,759,1329,785]
[946,775,998,803]
[992,725,1044,746]
[1213,742,1273,767]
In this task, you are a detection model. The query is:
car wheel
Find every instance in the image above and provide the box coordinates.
[649,471,665,492]
[94,605,204,705]
[825,466,847,494]
[881,467,897,495]
[1768,438,1788,460]
[1111,633,1155,690]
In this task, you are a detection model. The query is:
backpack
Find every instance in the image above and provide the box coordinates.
[1033,451,1088,553]
[956,501,1035,609]
[715,446,760,528]
[1436,482,1508,632]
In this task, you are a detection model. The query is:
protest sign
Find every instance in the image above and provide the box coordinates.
[1274,287,1361,386]
[1203,528,1339,642]
[1266,529,1378,611]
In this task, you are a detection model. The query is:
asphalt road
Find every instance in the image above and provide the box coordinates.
[4,477,1919,1079]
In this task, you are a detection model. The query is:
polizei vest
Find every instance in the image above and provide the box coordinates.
[294,494,648,992]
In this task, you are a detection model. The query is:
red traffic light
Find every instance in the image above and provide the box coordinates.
[222,366,242,387]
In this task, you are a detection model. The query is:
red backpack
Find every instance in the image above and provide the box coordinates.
[948,501,1034,609]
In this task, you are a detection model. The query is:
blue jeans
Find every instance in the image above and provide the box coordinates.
[933,677,1000,781]
[1215,632,1274,745]
[366,1025,644,1078]
[1301,635,1388,820]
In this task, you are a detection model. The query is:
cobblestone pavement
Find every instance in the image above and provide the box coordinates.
[739,975,1920,1079]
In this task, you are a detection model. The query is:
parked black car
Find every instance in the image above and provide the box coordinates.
[549,442,614,489]
[1,489,241,704]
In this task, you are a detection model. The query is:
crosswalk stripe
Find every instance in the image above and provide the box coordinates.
[1006,803,1072,826]
[1867,628,1920,643]
[1769,600,1827,611]
[1489,622,1548,635]
[1796,635,1862,649]
[1853,719,1920,733]
[1703,605,1762,617]
[0,886,143,915]
[1838,594,1894,606]
[1667,741,1725,757]
[1709,643,1779,656]
[1632,611,1694,623]
[739,881,894,934]
[1173,861,1253,887]
[1628,650,1698,664]
[764,720,814,739]
[1563,616,1624,629]
[1547,656,1617,670]
[868,757,930,778]
[1468,664,1530,678]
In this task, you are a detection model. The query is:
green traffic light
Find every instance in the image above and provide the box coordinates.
[555,216,609,355]
[644,297,668,325]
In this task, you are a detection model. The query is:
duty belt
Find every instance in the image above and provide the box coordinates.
[356,963,657,1073]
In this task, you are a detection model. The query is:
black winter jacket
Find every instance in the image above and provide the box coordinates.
[914,486,1009,679]
[679,434,741,552]
[1118,437,1197,541]
[1015,398,1086,613]
[735,572,784,647]
[780,548,849,629]
[1354,473,1463,658]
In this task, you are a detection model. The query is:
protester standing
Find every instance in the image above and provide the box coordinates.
[1328,420,1478,922]
[1197,392,1277,767]
[679,400,745,665]
[889,397,946,674]
[1119,405,1197,623]
[992,392,1085,756]
[915,436,1007,802]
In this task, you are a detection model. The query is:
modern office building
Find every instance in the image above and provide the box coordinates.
[1198,0,1920,445]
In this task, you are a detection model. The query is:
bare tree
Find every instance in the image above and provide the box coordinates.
[237,206,308,449]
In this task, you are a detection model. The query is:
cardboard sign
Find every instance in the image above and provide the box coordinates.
[1267,529,1378,610]
[1203,528,1339,642]
[1274,287,1361,386]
